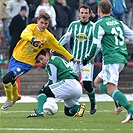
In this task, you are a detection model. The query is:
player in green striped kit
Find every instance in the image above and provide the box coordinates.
[59,4,96,115]
[27,49,86,118]
[83,0,133,123]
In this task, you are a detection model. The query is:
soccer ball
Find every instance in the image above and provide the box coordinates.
[43,98,58,115]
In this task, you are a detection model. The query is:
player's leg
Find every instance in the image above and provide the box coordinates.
[1,58,32,110]
[81,64,96,115]
[95,74,123,114]
[96,64,133,123]
[12,81,21,104]
[63,79,86,117]
[114,101,122,115]
[1,71,15,110]
[27,85,55,118]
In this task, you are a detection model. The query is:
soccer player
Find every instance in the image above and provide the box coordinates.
[59,4,96,115]
[27,49,86,118]
[1,13,78,111]
[83,0,133,123]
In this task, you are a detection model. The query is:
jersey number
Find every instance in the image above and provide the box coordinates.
[111,27,124,46]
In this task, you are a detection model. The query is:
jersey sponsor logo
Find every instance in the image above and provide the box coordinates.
[28,46,38,52]
[76,33,87,42]
[44,37,47,41]
[106,20,119,26]
[82,68,90,72]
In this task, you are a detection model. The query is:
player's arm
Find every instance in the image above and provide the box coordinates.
[59,31,72,46]
[59,23,73,45]
[83,24,103,65]
[21,24,43,47]
[121,21,133,41]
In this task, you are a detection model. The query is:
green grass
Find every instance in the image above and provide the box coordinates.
[0,102,133,133]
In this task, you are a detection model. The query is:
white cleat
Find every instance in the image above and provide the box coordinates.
[121,113,133,123]
[1,100,13,111]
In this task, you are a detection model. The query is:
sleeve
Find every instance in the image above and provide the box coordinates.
[20,24,35,42]
[59,23,73,45]
[48,34,73,60]
[48,64,57,84]
[85,24,103,60]
[121,21,133,41]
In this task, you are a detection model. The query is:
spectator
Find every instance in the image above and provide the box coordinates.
[6,0,29,21]
[25,0,41,24]
[66,0,80,24]
[9,6,27,59]
[53,0,71,40]
[109,0,127,22]
[53,0,71,52]
[0,0,11,47]
[123,0,132,28]
[85,0,98,22]
[34,0,56,34]
[0,19,3,47]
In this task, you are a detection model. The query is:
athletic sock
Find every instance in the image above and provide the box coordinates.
[3,82,13,101]
[87,89,96,104]
[69,105,81,115]
[98,83,108,94]
[12,81,19,100]
[112,90,133,113]
[37,94,47,114]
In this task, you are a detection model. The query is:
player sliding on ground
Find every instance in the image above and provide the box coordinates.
[27,49,86,118]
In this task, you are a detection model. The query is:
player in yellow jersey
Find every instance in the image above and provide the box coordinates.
[1,13,78,111]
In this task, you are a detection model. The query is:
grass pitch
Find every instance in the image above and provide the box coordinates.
[0,102,133,133]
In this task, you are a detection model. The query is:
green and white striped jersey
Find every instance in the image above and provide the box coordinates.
[44,56,79,86]
[59,20,94,63]
[87,16,133,65]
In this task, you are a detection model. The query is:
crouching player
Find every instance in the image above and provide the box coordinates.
[27,49,86,118]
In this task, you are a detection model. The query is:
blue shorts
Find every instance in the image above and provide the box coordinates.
[8,56,32,77]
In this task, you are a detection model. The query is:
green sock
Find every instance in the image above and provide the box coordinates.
[98,83,108,94]
[112,90,133,113]
[69,105,81,115]
[87,89,96,104]
[37,94,47,114]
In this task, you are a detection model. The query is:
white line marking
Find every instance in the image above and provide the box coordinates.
[0,128,105,131]
[0,110,126,113]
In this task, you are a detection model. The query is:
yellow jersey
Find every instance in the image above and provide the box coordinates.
[13,24,73,66]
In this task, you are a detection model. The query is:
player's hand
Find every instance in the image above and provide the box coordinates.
[32,39,43,48]
[73,58,80,63]
[83,58,88,66]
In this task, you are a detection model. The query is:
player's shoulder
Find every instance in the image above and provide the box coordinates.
[70,20,81,26]
[26,23,37,28]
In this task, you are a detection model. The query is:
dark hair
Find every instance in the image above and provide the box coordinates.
[38,13,50,21]
[78,4,91,14]
[36,49,50,59]
[98,0,112,14]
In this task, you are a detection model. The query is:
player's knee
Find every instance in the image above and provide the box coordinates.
[3,71,15,84]
[64,106,73,116]
[39,86,55,98]
[83,81,93,93]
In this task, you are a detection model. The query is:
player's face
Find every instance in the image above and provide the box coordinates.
[37,54,49,66]
[79,8,91,23]
[37,18,49,31]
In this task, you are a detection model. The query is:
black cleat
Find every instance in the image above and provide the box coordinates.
[90,103,97,115]
[27,110,43,118]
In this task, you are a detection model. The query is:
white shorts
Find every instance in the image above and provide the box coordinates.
[72,63,94,82]
[98,63,125,86]
[49,79,82,108]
